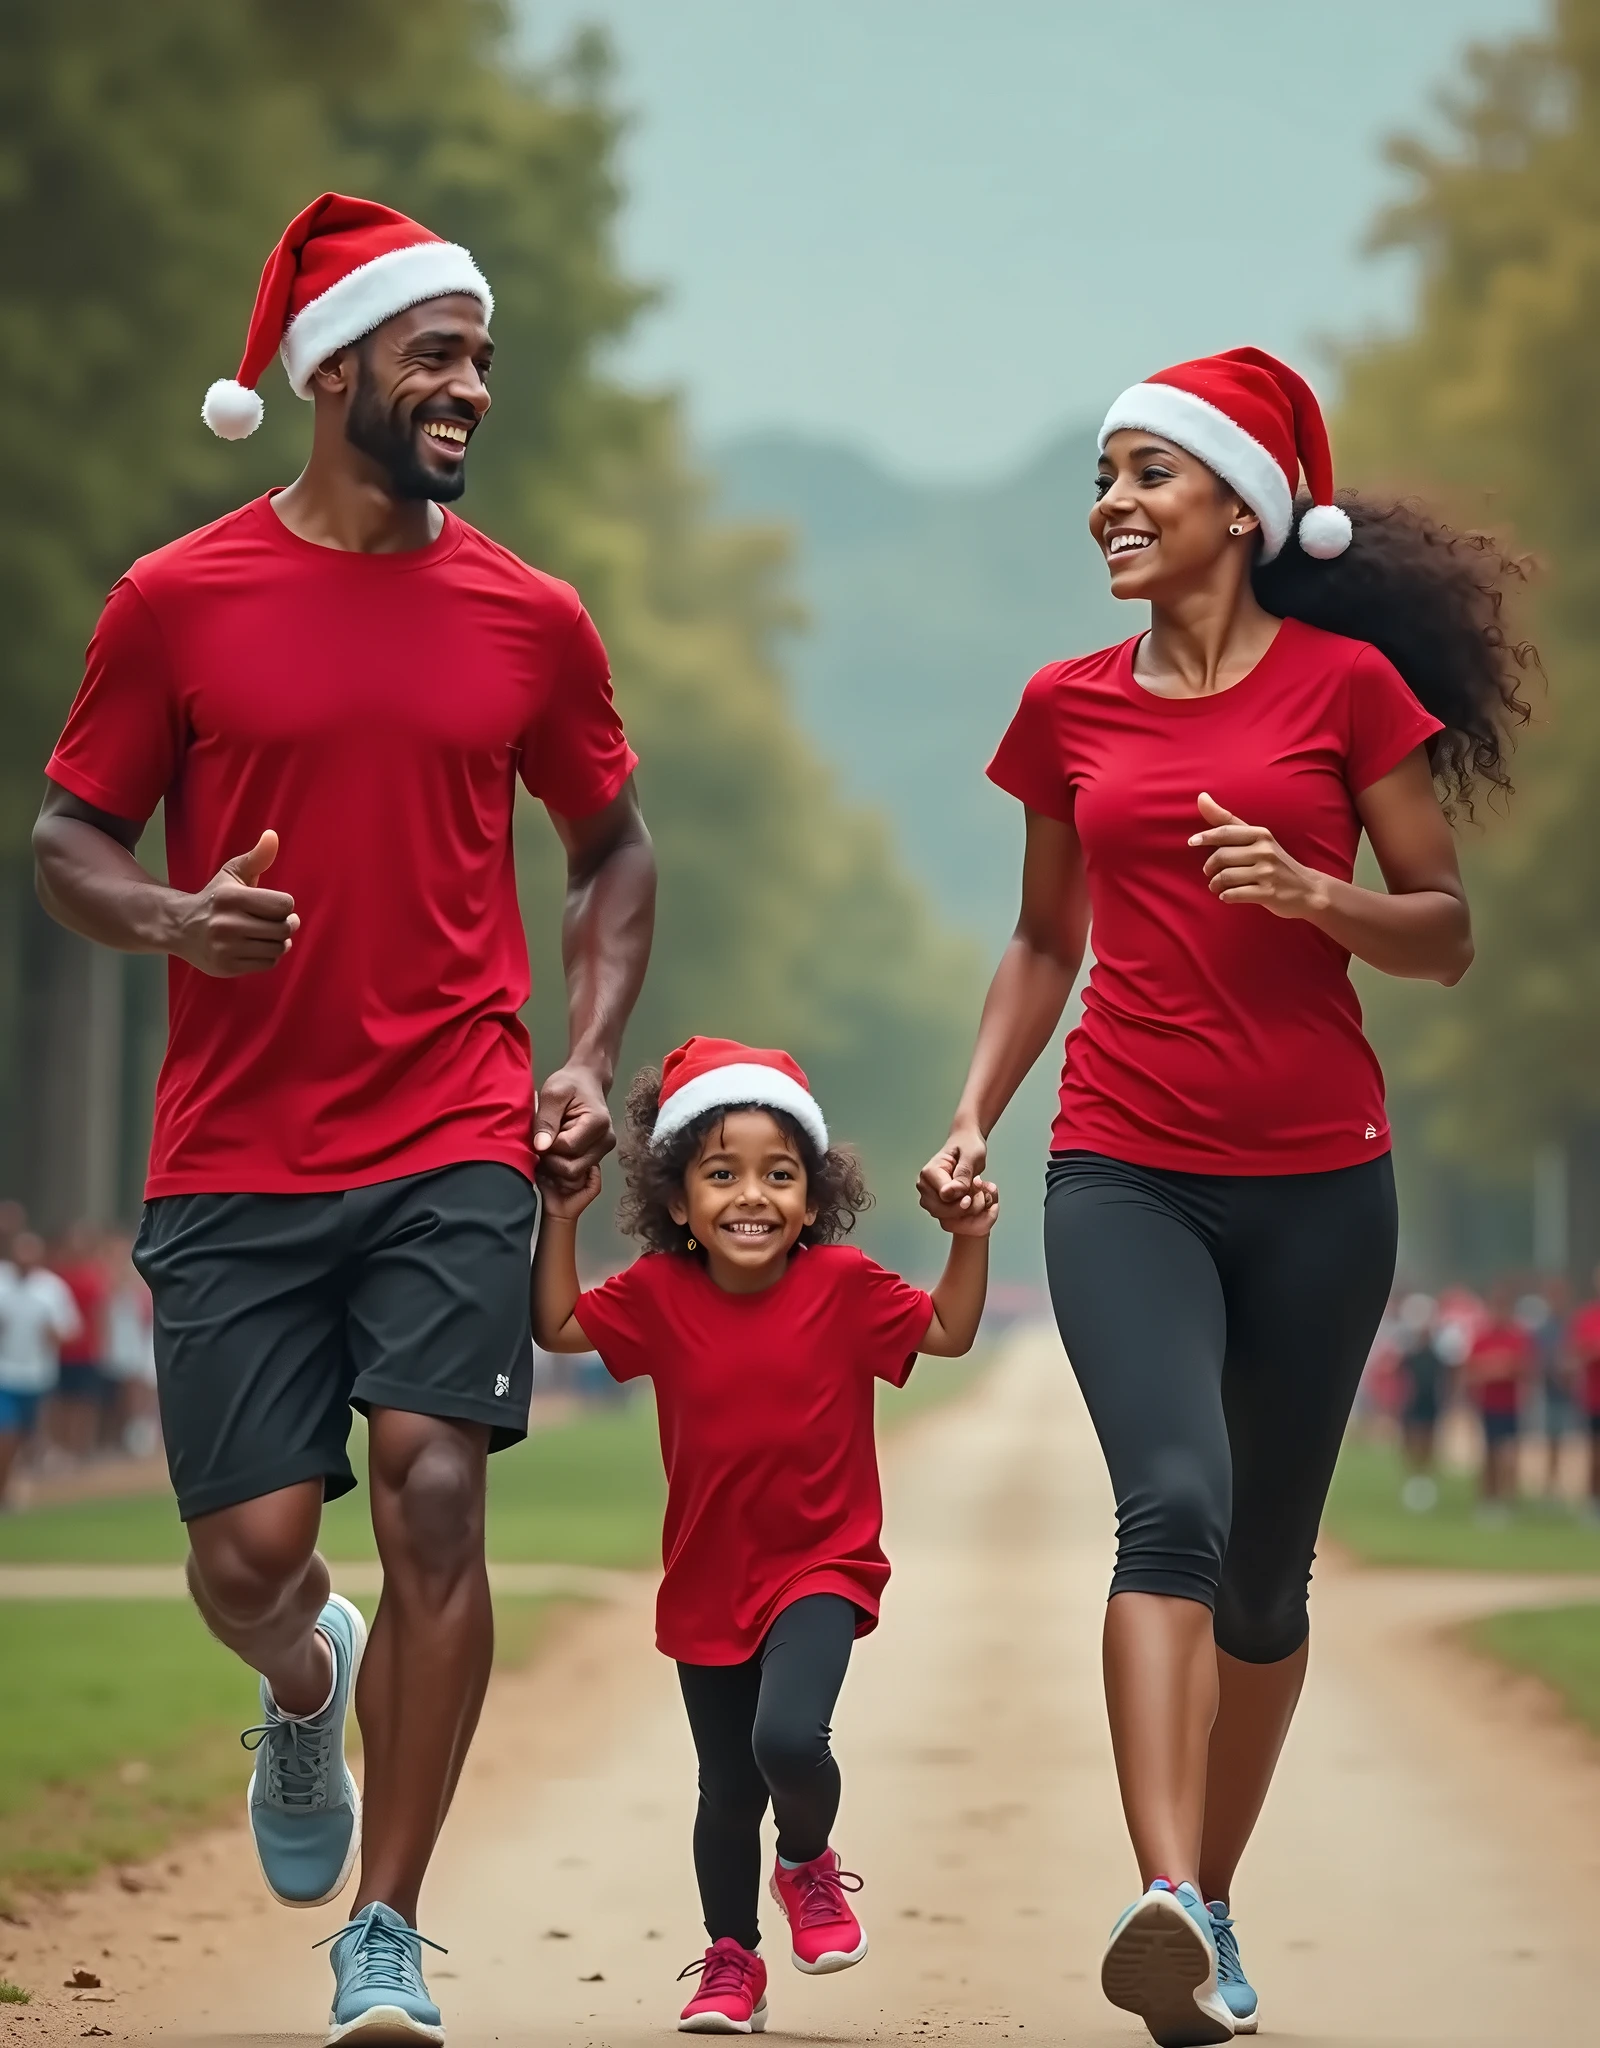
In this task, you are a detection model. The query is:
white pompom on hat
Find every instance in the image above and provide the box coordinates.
[1098,346,1352,564]
[650,1036,828,1156]
[201,192,494,439]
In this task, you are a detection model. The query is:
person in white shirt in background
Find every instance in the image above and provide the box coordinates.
[102,1231,161,1459]
[0,1230,82,1505]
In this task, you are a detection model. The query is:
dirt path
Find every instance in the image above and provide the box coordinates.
[5,1326,1599,2047]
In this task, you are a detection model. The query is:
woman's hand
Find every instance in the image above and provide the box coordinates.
[918,1125,989,1219]
[1188,792,1329,918]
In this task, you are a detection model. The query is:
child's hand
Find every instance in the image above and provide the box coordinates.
[539,1160,603,1222]
[937,1179,999,1237]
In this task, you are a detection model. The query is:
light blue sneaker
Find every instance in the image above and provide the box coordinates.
[319,1901,447,2046]
[241,1591,366,1907]
[1101,1878,1234,2046]
[1206,1901,1258,2034]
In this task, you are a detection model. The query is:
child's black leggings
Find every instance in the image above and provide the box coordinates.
[676,1592,857,1950]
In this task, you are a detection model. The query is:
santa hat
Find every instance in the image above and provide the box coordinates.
[201,193,494,440]
[651,1037,829,1155]
[1098,346,1352,564]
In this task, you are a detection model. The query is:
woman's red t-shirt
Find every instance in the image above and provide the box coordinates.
[987,618,1442,1174]
[575,1245,934,1665]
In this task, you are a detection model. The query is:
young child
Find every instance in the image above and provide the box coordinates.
[532,1036,997,2035]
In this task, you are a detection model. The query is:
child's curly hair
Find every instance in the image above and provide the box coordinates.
[616,1064,872,1257]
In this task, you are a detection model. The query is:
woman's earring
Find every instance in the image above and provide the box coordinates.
[1229,523,1245,536]
[686,1236,697,1252]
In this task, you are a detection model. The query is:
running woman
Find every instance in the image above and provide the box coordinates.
[918,349,1530,2045]
[532,1037,996,2035]
[34,195,655,2045]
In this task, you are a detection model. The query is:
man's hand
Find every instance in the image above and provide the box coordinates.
[173,830,300,976]
[1188,792,1329,919]
[533,1062,615,1196]
[917,1123,989,1219]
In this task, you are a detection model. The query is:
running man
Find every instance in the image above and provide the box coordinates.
[33,194,655,2045]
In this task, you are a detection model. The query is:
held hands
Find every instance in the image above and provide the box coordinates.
[533,1063,615,1198]
[917,1125,998,1232]
[174,830,299,976]
[539,1160,603,1222]
[1188,793,1330,920]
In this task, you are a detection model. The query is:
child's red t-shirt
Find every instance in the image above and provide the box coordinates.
[575,1244,934,1665]
[1567,1302,1600,1416]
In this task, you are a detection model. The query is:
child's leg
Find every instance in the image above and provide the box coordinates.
[677,1657,767,1948]
[752,1594,857,1863]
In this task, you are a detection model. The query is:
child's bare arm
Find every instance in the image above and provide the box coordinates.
[919,1181,999,1357]
[531,1166,602,1353]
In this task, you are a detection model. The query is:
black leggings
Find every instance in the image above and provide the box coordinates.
[1044,1151,1397,1665]
[677,1593,857,1950]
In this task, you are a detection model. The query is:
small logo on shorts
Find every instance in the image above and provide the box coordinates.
[494,1373,511,1397]
[1364,1124,1378,1140]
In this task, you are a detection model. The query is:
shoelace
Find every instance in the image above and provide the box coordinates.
[1209,1909,1244,1985]
[314,1915,448,1995]
[240,1710,331,1810]
[678,1947,755,1998]
[790,1862,863,1929]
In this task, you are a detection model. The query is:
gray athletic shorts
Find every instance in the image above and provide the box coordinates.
[133,1161,539,1522]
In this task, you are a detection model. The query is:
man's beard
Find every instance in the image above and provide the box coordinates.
[344,370,468,503]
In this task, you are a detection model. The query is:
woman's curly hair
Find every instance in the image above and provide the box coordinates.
[1253,494,1538,820]
[615,1064,872,1258]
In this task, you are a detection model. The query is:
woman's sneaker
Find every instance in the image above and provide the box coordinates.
[768,1849,867,1973]
[677,1938,768,2033]
[1206,1901,1258,2034]
[318,1901,447,2046]
[1100,1878,1234,2046]
[241,1592,366,1907]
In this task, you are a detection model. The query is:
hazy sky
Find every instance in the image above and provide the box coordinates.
[522,1,1546,480]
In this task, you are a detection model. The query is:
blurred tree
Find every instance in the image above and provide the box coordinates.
[0,0,976,1261]
[1337,0,1600,1208]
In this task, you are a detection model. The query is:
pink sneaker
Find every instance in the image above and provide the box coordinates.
[677,1938,768,2033]
[768,1850,868,1974]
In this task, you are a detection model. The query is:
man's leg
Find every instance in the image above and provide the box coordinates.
[186,1480,332,1716]
[351,1408,493,1922]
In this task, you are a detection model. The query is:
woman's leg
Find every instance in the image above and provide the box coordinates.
[1199,1156,1397,1904]
[1044,1158,1231,1891]
[677,1656,767,1949]
[751,1594,857,1863]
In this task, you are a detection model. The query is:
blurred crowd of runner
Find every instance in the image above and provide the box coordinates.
[0,1197,158,1508]
[1365,1269,1600,1522]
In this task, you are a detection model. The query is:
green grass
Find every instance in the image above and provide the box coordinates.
[0,1593,567,1901]
[0,1980,30,2004]
[1323,1438,1600,1573]
[1468,1603,1600,1737]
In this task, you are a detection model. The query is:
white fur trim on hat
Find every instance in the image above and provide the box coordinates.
[651,1065,829,1156]
[280,241,494,397]
[1100,382,1293,562]
[201,379,265,440]
[1297,501,1353,559]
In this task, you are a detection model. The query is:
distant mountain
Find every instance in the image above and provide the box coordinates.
[713,426,1125,945]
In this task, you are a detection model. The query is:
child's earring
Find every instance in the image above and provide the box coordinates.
[1228,522,1245,536]
[686,1236,697,1252]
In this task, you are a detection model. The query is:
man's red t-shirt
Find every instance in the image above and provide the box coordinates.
[47,495,636,1197]
[1466,1320,1534,1416]
[987,618,1442,1174]
[575,1245,934,1664]
[1567,1303,1600,1416]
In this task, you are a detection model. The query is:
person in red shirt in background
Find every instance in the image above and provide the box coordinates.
[32,196,654,2043]
[1463,1290,1535,1521]
[50,1221,110,1461]
[533,1039,997,2035]
[1565,1266,1600,1519]
[919,348,1529,2044]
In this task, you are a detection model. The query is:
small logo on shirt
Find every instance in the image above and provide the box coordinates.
[1364,1124,1378,1140]
[494,1372,511,1398]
